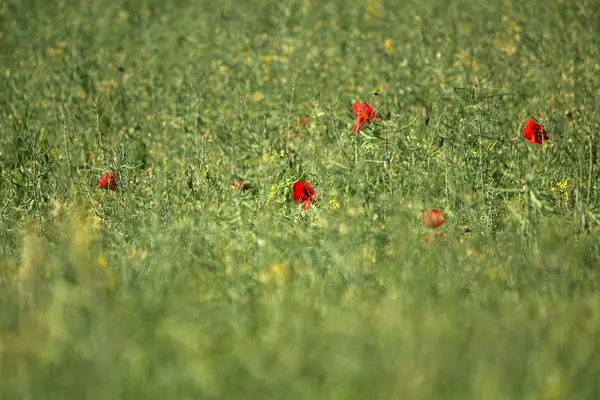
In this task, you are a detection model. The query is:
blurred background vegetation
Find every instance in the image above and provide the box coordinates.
[1,0,600,398]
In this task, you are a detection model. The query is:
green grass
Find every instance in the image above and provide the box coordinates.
[1,0,600,398]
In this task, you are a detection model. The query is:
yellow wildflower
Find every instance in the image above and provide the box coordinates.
[557,179,568,190]
[96,256,107,269]
[383,39,393,54]
[328,199,340,211]
[250,91,264,102]
[259,263,289,284]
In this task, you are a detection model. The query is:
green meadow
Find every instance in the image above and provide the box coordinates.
[1,0,600,398]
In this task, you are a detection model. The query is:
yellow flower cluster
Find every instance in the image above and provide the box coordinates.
[551,179,569,205]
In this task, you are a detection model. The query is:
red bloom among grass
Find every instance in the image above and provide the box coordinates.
[292,180,316,210]
[523,119,549,145]
[297,116,311,128]
[352,102,379,133]
[231,178,251,191]
[98,171,118,191]
[422,209,446,244]
[422,208,446,229]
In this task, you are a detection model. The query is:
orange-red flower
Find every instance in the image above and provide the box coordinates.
[523,119,549,145]
[292,180,316,210]
[297,116,311,128]
[422,209,446,244]
[98,171,118,191]
[352,102,379,132]
[422,209,446,229]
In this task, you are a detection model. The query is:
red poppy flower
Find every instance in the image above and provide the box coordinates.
[352,102,379,133]
[292,180,316,210]
[98,171,118,191]
[231,178,251,191]
[297,116,311,128]
[523,119,549,145]
[422,209,446,229]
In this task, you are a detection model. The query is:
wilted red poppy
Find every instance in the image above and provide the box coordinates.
[297,116,311,128]
[98,171,118,191]
[422,208,445,229]
[425,231,446,245]
[352,102,379,132]
[292,180,316,210]
[231,178,251,191]
[523,119,549,145]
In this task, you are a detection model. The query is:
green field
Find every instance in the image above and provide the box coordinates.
[1,0,600,398]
